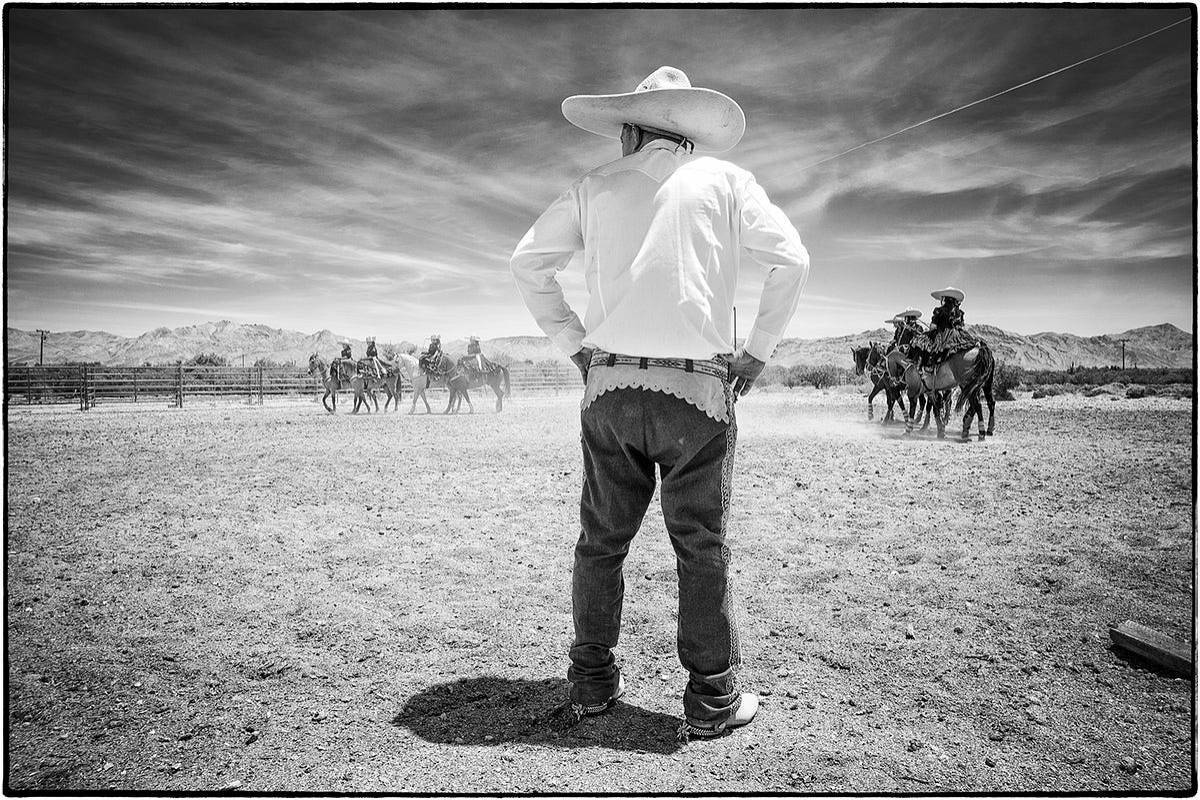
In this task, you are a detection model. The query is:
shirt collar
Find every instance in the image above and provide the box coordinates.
[636,140,689,157]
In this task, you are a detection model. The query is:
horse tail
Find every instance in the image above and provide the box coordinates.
[960,341,994,401]
[502,365,510,396]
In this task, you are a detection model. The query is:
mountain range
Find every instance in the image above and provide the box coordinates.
[5,320,1193,371]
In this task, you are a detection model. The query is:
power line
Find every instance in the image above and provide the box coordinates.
[791,16,1191,174]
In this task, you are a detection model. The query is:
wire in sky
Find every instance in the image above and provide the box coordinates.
[792,16,1191,174]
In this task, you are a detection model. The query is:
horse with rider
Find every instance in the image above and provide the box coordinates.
[854,287,996,439]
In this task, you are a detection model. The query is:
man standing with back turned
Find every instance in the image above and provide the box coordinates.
[510,66,809,740]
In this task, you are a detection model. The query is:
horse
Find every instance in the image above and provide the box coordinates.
[851,344,907,424]
[888,342,996,440]
[307,354,374,414]
[396,352,473,414]
[355,359,404,412]
[456,357,511,412]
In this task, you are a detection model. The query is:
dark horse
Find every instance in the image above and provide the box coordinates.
[418,352,474,414]
[355,359,404,412]
[851,343,908,424]
[889,341,996,440]
[456,357,511,412]
[308,354,373,413]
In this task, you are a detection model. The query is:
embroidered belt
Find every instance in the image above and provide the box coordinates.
[589,350,732,382]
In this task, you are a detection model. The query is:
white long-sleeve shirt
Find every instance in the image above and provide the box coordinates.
[509,141,809,362]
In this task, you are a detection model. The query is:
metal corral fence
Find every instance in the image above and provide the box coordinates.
[4,362,581,410]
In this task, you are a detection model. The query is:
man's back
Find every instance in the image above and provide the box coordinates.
[576,145,744,359]
[514,142,807,363]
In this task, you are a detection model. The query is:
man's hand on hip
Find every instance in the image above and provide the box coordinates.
[729,349,766,397]
[571,347,595,383]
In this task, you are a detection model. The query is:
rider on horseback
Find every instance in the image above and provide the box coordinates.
[889,307,925,352]
[910,288,976,373]
[331,341,353,380]
[365,337,386,380]
[463,336,495,377]
[419,335,444,376]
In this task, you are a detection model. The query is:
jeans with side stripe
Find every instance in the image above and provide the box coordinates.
[568,386,741,725]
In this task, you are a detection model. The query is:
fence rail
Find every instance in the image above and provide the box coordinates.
[4,363,581,409]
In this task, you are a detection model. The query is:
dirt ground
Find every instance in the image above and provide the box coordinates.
[5,388,1196,793]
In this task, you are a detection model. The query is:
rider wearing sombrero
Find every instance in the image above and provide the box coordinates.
[891,307,924,351]
[910,287,975,371]
[365,337,387,380]
[418,334,443,376]
[463,335,495,377]
[330,340,353,380]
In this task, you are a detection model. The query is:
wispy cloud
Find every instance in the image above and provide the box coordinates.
[5,7,1192,340]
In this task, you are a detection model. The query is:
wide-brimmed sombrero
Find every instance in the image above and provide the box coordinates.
[561,66,746,154]
[931,287,965,302]
[899,307,922,318]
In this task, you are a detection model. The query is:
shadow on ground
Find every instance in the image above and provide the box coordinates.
[393,676,683,754]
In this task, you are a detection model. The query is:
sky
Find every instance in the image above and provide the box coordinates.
[5,6,1195,341]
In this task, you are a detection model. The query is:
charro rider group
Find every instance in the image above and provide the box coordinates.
[329,335,501,381]
[886,286,979,375]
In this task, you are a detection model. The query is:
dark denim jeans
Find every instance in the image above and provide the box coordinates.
[568,386,740,725]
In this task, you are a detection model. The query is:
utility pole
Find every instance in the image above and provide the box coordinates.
[36,329,49,365]
[733,306,738,346]
[1115,338,1130,370]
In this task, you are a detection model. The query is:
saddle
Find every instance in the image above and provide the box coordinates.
[458,355,496,377]
[356,358,394,379]
[919,347,981,390]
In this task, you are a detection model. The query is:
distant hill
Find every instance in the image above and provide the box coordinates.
[5,320,1193,371]
[777,322,1193,370]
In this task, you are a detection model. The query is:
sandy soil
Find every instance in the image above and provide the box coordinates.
[5,389,1195,792]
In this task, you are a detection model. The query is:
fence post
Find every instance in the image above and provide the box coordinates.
[25,367,32,405]
[177,363,184,408]
[133,369,139,403]
[258,365,264,404]
[79,365,87,412]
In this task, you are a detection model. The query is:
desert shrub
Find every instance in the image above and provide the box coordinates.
[1032,384,1071,399]
[757,365,790,387]
[756,364,857,389]
[801,365,839,389]
[1126,385,1147,399]
[187,352,228,367]
[993,362,1024,401]
[1026,366,1193,386]
[253,357,293,369]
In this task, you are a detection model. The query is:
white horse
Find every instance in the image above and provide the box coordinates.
[393,353,435,414]
[394,352,476,414]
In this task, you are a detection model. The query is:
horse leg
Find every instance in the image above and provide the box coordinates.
[903,387,916,435]
[985,383,996,436]
[494,381,503,412]
[960,394,976,441]
[972,391,986,440]
[866,384,880,420]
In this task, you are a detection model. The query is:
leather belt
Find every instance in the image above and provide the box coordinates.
[588,349,732,382]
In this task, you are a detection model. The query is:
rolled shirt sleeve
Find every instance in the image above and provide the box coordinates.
[509,183,588,356]
[738,175,810,362]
